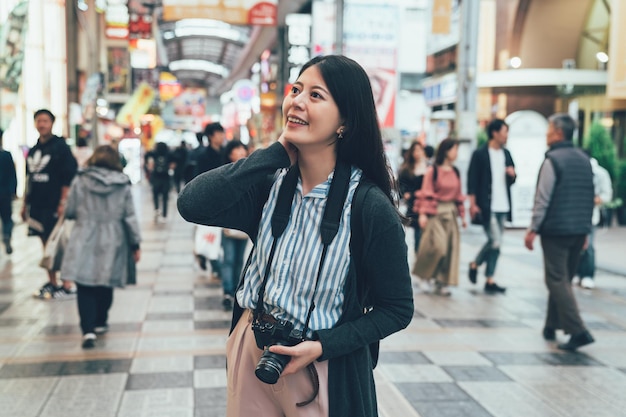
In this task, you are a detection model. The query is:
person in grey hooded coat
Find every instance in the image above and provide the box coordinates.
[61,145,141,349]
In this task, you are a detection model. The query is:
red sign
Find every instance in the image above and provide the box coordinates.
[248,2,278,26]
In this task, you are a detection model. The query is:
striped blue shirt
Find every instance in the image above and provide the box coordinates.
[236,166,363,336]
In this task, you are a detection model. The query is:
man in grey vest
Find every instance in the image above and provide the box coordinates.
[524,113,595,351]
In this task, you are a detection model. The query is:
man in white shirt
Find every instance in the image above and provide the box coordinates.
[467,119,517,294]
[574,156,613,289]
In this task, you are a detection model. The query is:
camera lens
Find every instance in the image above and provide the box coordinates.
[255,348,291,384]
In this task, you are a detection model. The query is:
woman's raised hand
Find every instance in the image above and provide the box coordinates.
[278,132,299,165]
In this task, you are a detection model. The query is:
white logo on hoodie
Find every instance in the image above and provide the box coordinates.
[27,150,51,182]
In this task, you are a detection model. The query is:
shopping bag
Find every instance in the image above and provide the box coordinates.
[39,218,73,272]
[194,225,222,261]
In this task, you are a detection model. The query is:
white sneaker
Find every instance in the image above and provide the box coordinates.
[571,276,581,286]
[418,279,432,293]
[580,277,595,289]
[82,333,96,349]
[434,281,451,296]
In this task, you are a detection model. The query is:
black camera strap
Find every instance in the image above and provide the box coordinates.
[253,161,352,338]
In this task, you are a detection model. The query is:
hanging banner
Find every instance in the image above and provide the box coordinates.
[432,0,452,34]
[107,46,131,96]
[343,0,399,128]
[0,0,28,130]
[115,82,156,128]
[428,0,460,54]
[162,0,277,26]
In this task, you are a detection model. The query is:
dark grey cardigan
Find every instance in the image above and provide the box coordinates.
[177,142,414,417]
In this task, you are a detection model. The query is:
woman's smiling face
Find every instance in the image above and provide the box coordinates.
[281,65,343,150]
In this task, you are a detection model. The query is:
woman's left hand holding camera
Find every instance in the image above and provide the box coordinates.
[268,340,323,376]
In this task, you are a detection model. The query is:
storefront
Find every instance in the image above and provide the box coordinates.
[0,0,68,195]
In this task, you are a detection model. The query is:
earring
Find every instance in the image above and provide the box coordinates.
[337,129,344,139]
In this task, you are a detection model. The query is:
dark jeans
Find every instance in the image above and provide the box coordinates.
[576,227,596,279]
[541,235,587,335]
[76,283,113,335]
[221,237,248,297]
[409,224,422,253]
[0,196,13,241]
[151,179,170,217]
[209,259,222,277]
[474,212,507,278]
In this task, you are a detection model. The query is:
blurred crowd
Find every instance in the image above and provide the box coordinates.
[1,103,606,355]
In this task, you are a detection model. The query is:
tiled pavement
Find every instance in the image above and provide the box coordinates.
[1,185,626,417]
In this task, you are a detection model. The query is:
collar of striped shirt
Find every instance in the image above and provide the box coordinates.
[237,166,363,336]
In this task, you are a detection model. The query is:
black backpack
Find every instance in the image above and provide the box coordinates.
[153,155,169,175]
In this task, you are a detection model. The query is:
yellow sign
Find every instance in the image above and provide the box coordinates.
[163,0,277,26]
[608,0,626,98]
[432,0,452,35]
[115,82,155,127]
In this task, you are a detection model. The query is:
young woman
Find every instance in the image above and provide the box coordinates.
[178,55,413,417]
[61,146,141,348]
[397,140,428,253]
[413,138,466,296]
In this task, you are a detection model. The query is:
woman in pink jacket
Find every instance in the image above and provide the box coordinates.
[413,138,466,296]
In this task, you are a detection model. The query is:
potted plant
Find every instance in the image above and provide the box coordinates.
[476,129,488,148]
[585,122,617,180]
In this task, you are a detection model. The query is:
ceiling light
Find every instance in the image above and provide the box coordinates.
[169,60,230,77]
[596,52,609,63]
[509,56,522,69]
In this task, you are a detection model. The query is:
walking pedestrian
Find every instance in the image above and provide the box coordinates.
[524,113,595,351]
[194,122,226,177]
[22,109,78,299]
[467,119,516,294]
[178,55,413,417]
[397,140,428,253]
[413,138,466,296]
[193,123,228,275]
[574,156,612,289]
[73,136,93,169]
[144,141,175,223]
[61,145,141,348]
[172,140,188,193]
[183,132,204,184]
[0,129,17,254]
[220,140,250,311]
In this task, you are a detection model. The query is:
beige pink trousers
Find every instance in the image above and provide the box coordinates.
[226,310,329,417]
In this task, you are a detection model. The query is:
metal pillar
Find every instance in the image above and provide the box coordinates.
[455,0,479,146]
[335,0,344,54]
[66,0,79,137]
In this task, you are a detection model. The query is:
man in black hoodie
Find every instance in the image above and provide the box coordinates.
[21,109,78,299]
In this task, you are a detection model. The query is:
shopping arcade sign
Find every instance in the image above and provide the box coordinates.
[162,0,277,26]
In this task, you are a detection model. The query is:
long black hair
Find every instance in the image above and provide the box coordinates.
[298,55,397,205]
[435,138,459,166]
[399,140,424,175]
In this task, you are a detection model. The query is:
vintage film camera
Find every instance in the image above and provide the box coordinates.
[251,315,304,384]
